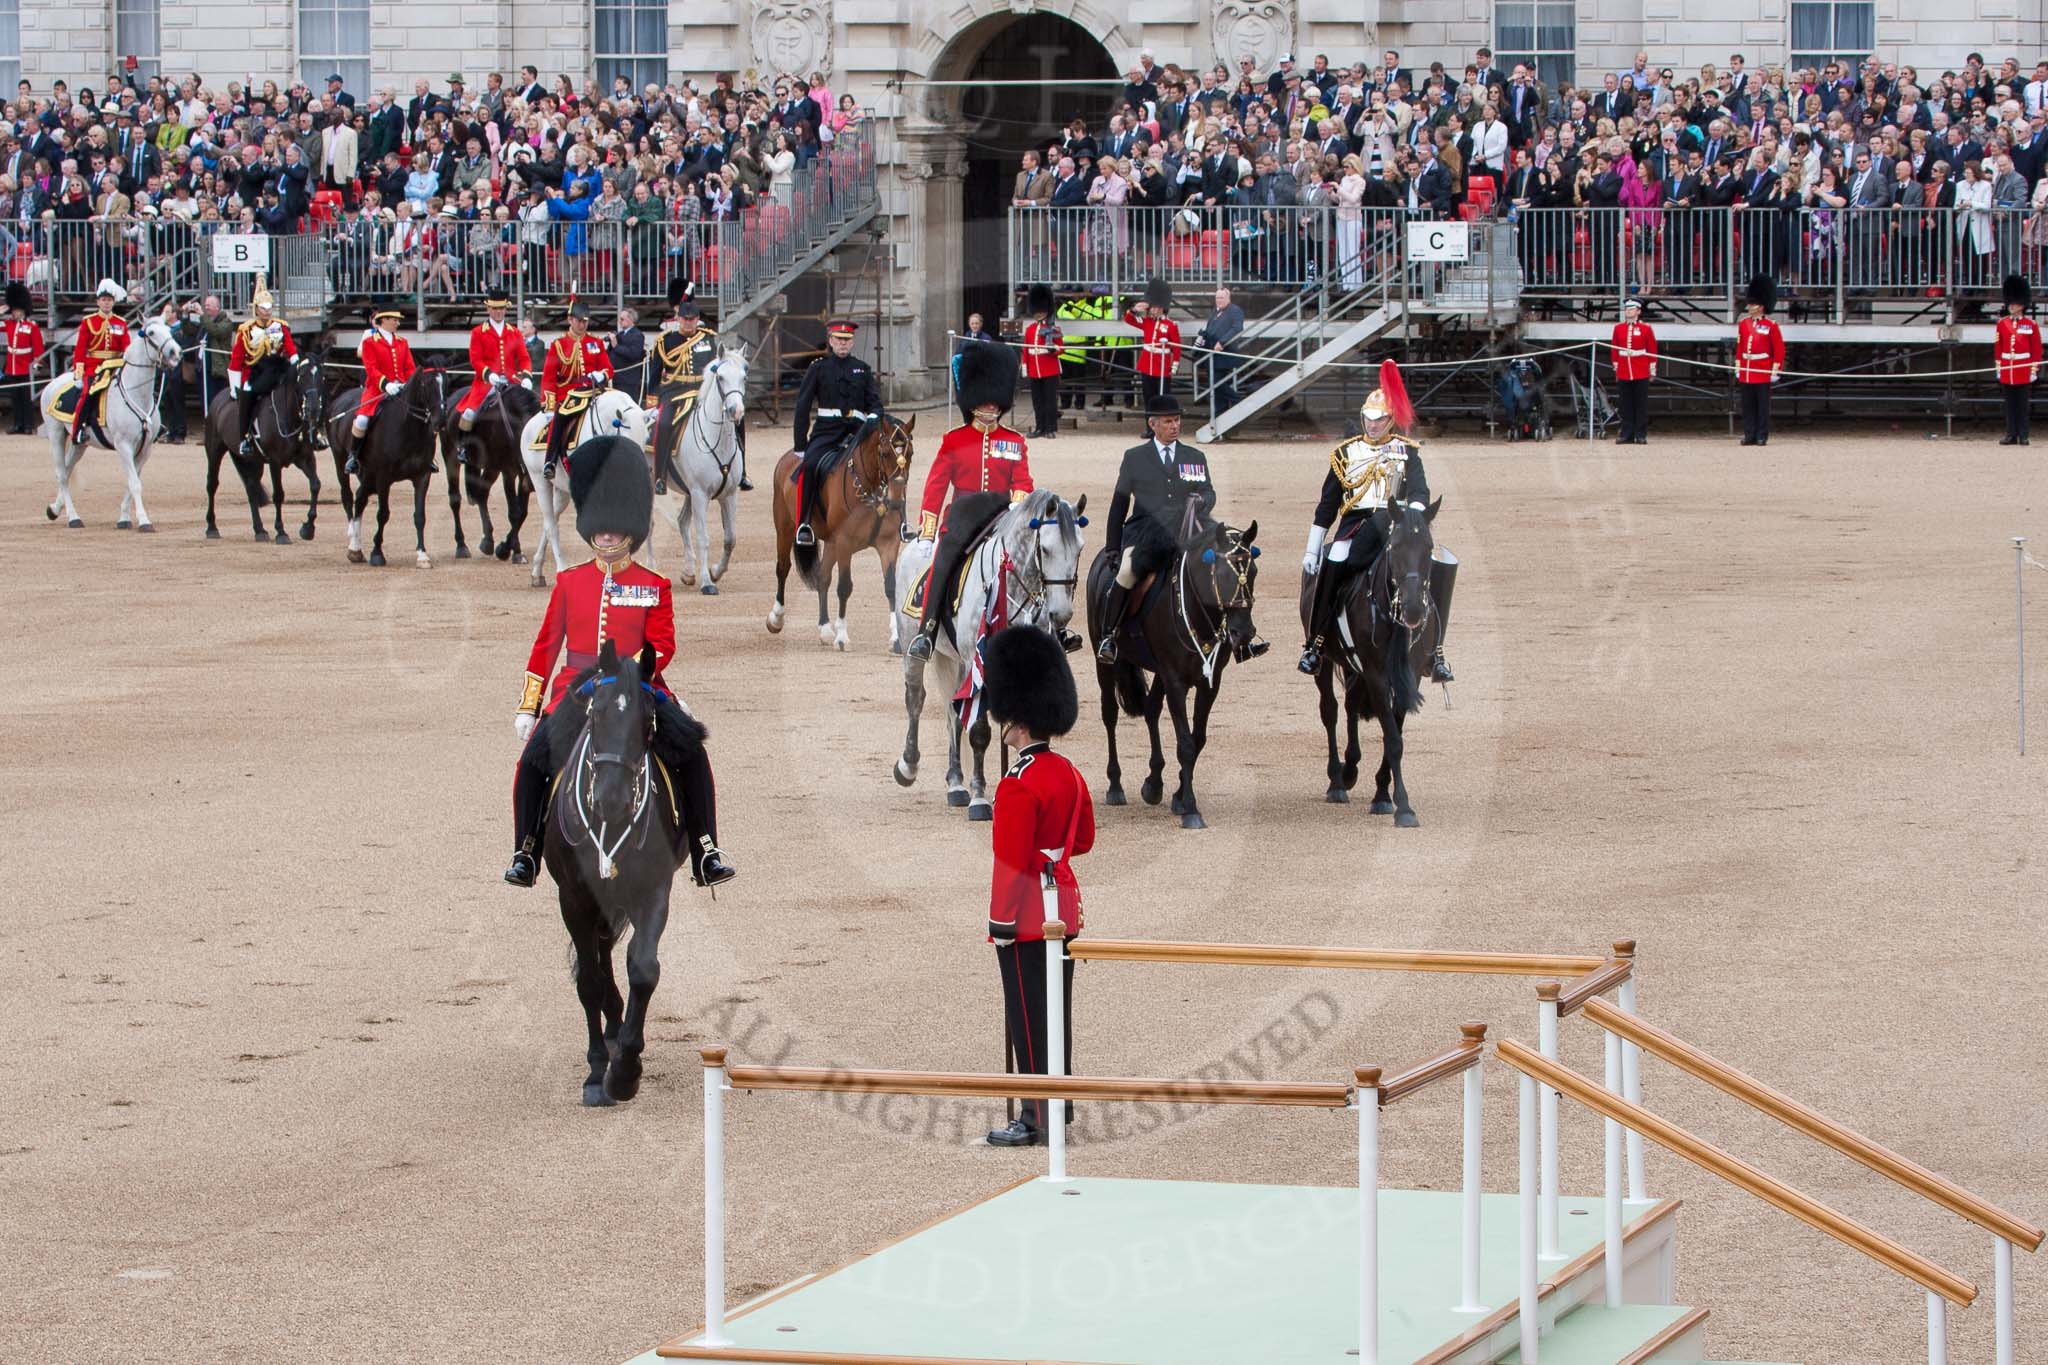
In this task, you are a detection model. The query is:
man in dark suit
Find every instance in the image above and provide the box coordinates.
[1699,153,1740,284]
[1503,66,1542,144]
[1471,47,1506,96]
[1095,393,1221,663]
[1049,157,1088,208]
[1662,152,1703,286]
[609,307,646,403]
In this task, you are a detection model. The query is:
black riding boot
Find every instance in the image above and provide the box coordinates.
[1429,555,1457,683]
[238,392,257,458]
[1096,581,1130,663]
[736,424,752,491]
[1298,565,1343,674]
[793,462,820,548]
[651,694,735,887]
[505,719,552,887]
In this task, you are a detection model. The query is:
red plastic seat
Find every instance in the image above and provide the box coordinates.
[1198,229,1223,268]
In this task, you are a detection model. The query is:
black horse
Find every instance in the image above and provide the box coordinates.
[326,366,448,567]
[437,382,537,563]
[1301,499,1439,826]
[202,352,330,544]
[1085,519,1262,830]
[545,640,696,1107]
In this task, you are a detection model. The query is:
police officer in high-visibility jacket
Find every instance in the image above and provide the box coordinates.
[1055,290,1091,412]
[1610,295,1657,444]
[1997,274,2040,446]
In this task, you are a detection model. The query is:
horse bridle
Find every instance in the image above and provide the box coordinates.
[1176,527,1257,657]
[1378,502,1435,631]
[1005,503,1080,620]
[400,370,446,425]
[567,677,652,881]
[101,323,179,435]
[848,418,910,513]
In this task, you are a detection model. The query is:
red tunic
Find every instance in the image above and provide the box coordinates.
[227,319,299,387]
[542,333,612,409]
[1997,315,2041,386]
[72,312,128,381]
[917,422,1033,536]
[1735,316,1783,384]
[4,317,43,377]
[987,745,1094,943]
[357,331,417,418]
[1610,321,1656,381]
[1020,320,1062,380]
[522,559,675,714]
[1123,310,1182,377]
[460,320,532,410]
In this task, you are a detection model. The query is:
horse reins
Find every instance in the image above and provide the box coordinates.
[681,359,743,498]
[848,420,910,514]
[566,682,653,882]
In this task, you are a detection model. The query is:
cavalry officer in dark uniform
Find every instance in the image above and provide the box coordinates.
[1096,393,1237,662]
[789,317,883,550]
[227,277,303,461]
[651,293,750,492]
[1997,274,2040,445]
[981,624,1094,1148]
[505,435,735,891]
[4,281,43,434]
[1734,275,1783,446]
[908,338,1048,660]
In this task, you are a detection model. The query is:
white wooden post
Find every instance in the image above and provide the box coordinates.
[1615,945,1647,1200]
[1519,1069,1540,1365]
[1043,907,1070,1184]
[1995,1235,2014,1365]
[1357,1067,1382,1365]
[1928,1290,1948,1365]
[1458,1024,1487,1314]
[1603,1028,1625,1307]
[1537,982,1562,1260]
[699,1046,731,1347]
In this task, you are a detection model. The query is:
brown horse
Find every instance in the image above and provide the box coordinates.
[767,415,916,651]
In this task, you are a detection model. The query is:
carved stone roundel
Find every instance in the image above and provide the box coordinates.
[753,0,831,81]
[1214,1,1293,74]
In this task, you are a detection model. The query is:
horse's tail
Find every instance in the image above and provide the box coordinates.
[1113,664,1147,718]
[1389,625,1422,717]
[792,535,823,589]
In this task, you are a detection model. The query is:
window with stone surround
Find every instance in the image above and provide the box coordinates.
[1790,0,1874,72]
[0,0,17,92]
[298,0,370,101]
[594,0,667,95]
[1494,2,1575,91]
[114,0,158,79]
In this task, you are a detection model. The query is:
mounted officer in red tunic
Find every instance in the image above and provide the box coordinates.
[344,304,415,474]
[504,435,735,890]
[980,624,1094,1148]
[455,288,533,456]
[67,278,130,446]
[540,300,614,478]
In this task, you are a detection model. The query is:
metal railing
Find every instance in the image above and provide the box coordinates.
[1012,202,1404,295]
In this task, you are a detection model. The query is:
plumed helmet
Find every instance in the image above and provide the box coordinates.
[954,338,1019,420]
[1143,275,1172,310]
[1745,274,1775,313]
[95,277,126,304]
[1027,283,1055,317]
[1358,358,1412,432]
[567,435,654,552]
[2005,274,2032,310]
[5,281,32,314]
[981,625,1079,739]
[251,273,274,313]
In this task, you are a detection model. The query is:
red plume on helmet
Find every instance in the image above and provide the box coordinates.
[1378,359,1414,431]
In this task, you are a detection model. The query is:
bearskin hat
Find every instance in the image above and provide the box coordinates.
[2005,274,2032,310]
[667,275,694,308]
[981,625,1078,739]
[1027,283,1055,318]
[954,337,1019,420]
[5,282,32,315]
[1745,274,1775,313]
[1143,275,1173,310]
[567,436,654,552]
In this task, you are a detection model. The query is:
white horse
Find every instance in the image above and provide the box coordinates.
[41,316,183,532]
[894,489,1087,819]
[652,345,749,596]
[519,386,653,585]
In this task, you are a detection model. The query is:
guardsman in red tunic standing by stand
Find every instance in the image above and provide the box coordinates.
[345,304,416,473]
[4,281,43,434]
[540,300,614,478]
[455,288,533,455]
[1020,284,1063,438]
[1610,295,1657,444]
[504,435,735,891]
[1123,276,1182,409]
[980,624,1094,1149]
[1997,274,2040,446]
[68,278,130,446]
[1735,275,1784,447]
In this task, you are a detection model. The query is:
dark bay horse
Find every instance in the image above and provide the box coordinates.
[437,381,537,563]
[1085,519,1263,830]
[545,641,692,1107]
[326,366,447,567]
[203,352,330,544]
[767,415,915,651]
[1300,498,1439,826]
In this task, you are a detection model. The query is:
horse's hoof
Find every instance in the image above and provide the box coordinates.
[115,518,131,530]
[604,1058,642,1103]
[347,548,366,564]
[1369,799,1395,815]
[454,544,471,560]
[273,531,291,546]
[1104,786,1127,806]
[255,529,269,540]
[1326,787,1350,804]
[893,759,916,788]
[1395,811,1421,829]
[67,518,83,529]
[204,526,221,540]
[700,582,718,596]
[1342,770,1360,792]
[1140,778,1164,806]
[136,523,155,534]
[511,552,526,565]
[1180,810,1208,830]
[44,505,55,521]
[415,553,432,570]
[945,789,970,808]
[678,572,697,587]
[968,801,993,822]
[835,635,848,652]
[581,1083,615,1108]
[299,524,315,542]
[766,608,783,634]
[369,551,386,567]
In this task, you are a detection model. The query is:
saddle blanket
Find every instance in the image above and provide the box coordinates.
[531,389,595,451]
[49,362,122,425]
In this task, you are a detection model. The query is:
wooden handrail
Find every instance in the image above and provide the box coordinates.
[1378,1023,1488,1106]
[1554,957,1634,1017]
[720,1062,1352,1109]
[1582,997,2046,1253]
[1495,1039,1977,1306]
[1068,939,1608,977]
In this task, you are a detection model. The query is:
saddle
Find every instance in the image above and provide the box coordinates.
[533,387,595,450]
[51,361,122,427]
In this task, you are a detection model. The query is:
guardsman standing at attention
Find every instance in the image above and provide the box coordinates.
[1020,284,1063,438]
[789,317,883,549]
[1122,276,1182,409]
[227,276,301,460]
[1997,274,2040,446]
[980,624,1094,1149]
[505,435,735,891]
[454,288,532,453]
[1735,275,1783,447]
[541,300,614,478]
[1610,295,1656,445]
[4,281,43,434]
[68,278,130,446]
[346,304,415,473]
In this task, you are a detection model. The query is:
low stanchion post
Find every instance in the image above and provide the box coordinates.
[1603,1027,1625,1306]
[1356,1066,1383,1365]
[2015,537,2027,756]
[1928,1289,1947,1365]
[699,1045,731,1347]
[1614,941,1647,1199]
[1519,1068,1540,1364]
[1537,981,1562,1259]
[1995,1234,2014,1365]
[1458,1022,1487,1314]
[1042,906,1070,1183]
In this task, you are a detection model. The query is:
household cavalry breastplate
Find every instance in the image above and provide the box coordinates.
[240,319,283,361]
[1330,434,1414,516]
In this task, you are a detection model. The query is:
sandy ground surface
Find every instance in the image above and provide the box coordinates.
[2,417,2044,1365]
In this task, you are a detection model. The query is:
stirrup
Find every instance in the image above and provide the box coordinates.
[1431,648,1454,684]
[907,629,935,660]
[1096,636,1119,664]
[503,850,539,887]
[1298,644,1322,675]
[793,523,816,548]
[542,457,557,481]
[739,475,754,491]
[343,452,361,475]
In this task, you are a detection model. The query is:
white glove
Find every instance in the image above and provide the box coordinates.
[383,380,401,395]
[517,376,533,388]
[514,711,537,741]
[489,373,507,387]
[227,376,242,396]
[1302,524,1327,576]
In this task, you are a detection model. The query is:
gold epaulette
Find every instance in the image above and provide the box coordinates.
[518,671,546,715]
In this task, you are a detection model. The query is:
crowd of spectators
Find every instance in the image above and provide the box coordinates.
[1011,45,2048,299]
